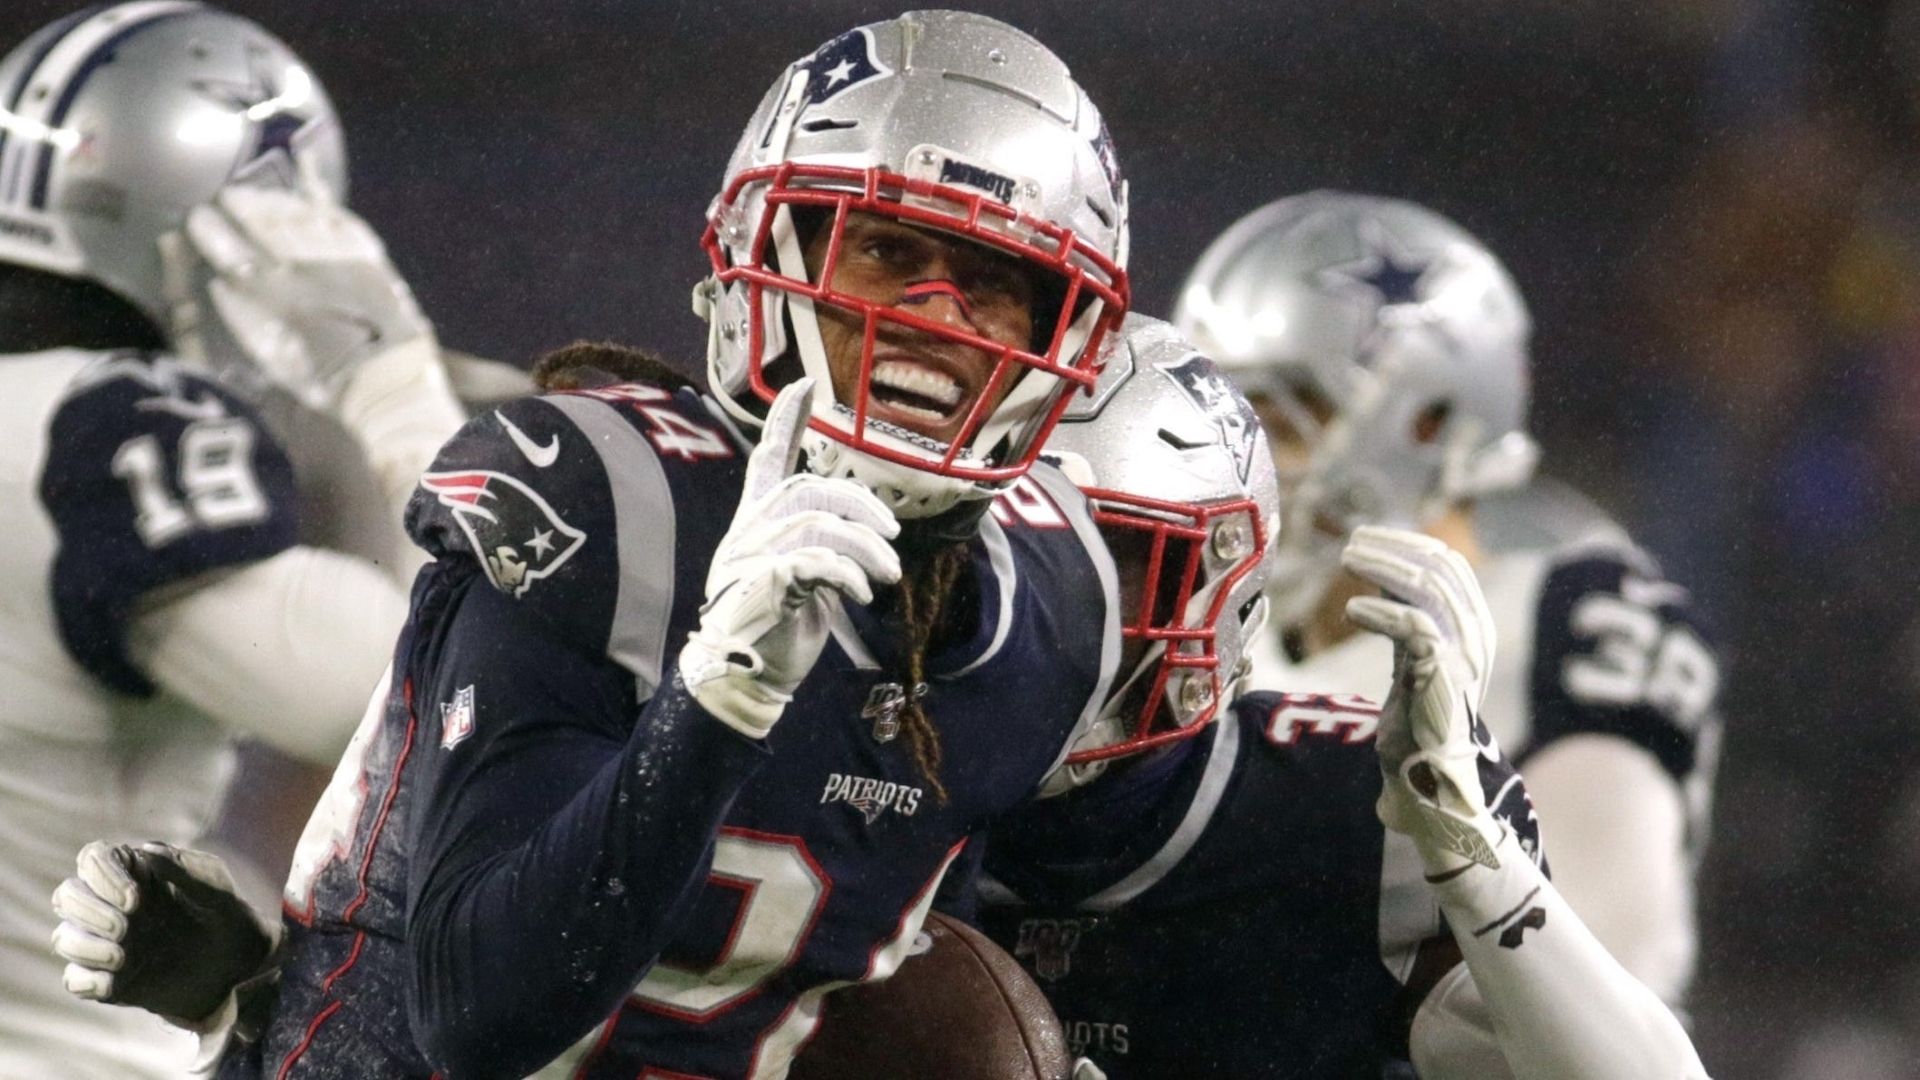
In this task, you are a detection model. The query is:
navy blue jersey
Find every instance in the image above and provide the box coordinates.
[239,384,1116,1080]
[1521,551,1719,787]
[38,352,299,694]
[976,692,1545,1079]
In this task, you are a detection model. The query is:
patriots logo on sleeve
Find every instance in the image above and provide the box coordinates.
[419,471,586,598]
[1090,118,1124,205]
[800,27,892,105]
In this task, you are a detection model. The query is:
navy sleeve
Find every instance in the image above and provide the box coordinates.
[39,354,297,694]
[931,836,988,924]
[404,395,625,663]
[1526,552,1720,784]
[404,578,771,1078]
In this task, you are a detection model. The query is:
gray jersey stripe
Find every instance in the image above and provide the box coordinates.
[945,512,1015,679]
[542,395,676,699]
[1028,463,1122,788]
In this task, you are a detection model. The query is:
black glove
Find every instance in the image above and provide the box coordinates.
[51,842,274,1024]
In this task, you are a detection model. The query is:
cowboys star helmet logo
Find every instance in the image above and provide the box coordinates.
[419,471,587,598]
[1159,354,1260,483]
[192,44,327,189]
[1317,219,1447,350]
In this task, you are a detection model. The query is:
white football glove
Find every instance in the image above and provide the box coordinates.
[51,841,275,1026]
[1342,526,1505,874]
[163,179,435,413]
[679,378,902,738]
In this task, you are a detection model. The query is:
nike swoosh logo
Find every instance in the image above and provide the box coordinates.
[498,412,560,467]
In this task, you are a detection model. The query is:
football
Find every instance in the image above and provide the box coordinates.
[789,910,1073,1080]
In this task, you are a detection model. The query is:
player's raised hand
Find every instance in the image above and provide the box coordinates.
[680,378,902,738]
[162,177,435,412]
[50,841,273,1025]
[1341,526,1506,872]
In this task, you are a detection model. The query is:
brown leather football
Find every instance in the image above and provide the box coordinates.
[789,910,1072,1080]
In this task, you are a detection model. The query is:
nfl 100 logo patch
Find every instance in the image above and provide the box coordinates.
[440,685,476,750]
[1013,917,1094,982]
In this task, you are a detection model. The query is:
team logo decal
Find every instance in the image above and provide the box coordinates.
[1089,117,1124,206]
[821,772,923,824]
[419,470,586,598]
[440,685,476,750]
[1483,751,1545,866]
[192,45,328,190]
[1013,917,1091,982]
[1159,354,1260,483]
[800,27,893,106]
[1316,221,1443,349]
[936,158,1018,205]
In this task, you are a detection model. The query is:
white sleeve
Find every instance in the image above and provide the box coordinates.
[1520,733,1697,1002]
[126,545,409,764]
[1409,829,1710,1080]
[333,337,468,575]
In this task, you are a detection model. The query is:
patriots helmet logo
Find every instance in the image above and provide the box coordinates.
[799,27,893,106]
[419,471,586,598]
[1159,354,1261,483]
[1090,117,1124,206]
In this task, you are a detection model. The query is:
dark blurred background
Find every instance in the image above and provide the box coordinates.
[4,1,1915,1076]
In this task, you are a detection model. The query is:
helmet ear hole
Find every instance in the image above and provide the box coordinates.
[1413,401,1452,445]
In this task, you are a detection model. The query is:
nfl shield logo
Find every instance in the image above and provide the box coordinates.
[440,685,476,750]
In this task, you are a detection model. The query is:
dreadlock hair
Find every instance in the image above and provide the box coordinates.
[886,541,972,804]
[530,340,696,393]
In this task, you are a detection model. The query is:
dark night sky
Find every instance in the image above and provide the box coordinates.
[0,1,1706,424]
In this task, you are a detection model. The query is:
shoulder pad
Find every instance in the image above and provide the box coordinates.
[1476,476,1630,555]
[407,388,746,693]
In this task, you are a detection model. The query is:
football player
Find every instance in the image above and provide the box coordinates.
[57,12,1132,1079]
[978,314,1708,1077]
[1,4,463,1075]
[1171,191,1719,1004]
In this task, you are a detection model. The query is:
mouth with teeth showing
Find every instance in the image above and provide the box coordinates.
[865,357,973,441]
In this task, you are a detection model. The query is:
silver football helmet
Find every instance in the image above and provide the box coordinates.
[698,10,1130,520]
[1043,314,1278,786]
[1172,191,1537,626]
[0,2,346,328]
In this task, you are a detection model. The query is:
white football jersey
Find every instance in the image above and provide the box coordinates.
[1246,481,1722,1003]
[0,347,301,1078]
[1248,481,1717,837]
